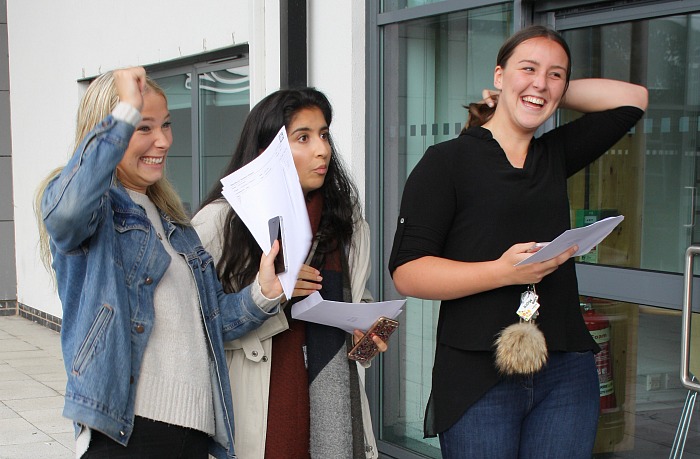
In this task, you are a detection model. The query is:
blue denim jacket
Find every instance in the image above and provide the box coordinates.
[42,114,277,459]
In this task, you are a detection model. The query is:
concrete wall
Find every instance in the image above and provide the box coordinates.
[6,0,366,319]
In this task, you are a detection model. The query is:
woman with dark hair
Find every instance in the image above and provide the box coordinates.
[193,88,383,459]
[389,25,648,458]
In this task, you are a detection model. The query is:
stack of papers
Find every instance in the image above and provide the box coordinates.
[515,215,624,266]
[220,126,311,298]
[291,292,405,334]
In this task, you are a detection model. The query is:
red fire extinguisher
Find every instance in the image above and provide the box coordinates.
[582,301,618,413]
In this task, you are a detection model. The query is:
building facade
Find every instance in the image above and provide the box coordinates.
[5,0,700,457]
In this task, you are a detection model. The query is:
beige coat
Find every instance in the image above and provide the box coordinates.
[193,201,378,459]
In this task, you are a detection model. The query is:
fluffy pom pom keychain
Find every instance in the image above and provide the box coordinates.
[494,284,548,375]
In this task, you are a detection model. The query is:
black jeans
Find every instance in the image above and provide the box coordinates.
[81,416,209,459]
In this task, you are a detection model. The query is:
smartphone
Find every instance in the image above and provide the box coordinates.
[268,216,287,274]
[347,317,399,364]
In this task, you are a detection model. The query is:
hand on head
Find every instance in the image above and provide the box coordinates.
[258,239,284,298]
[481,88,500,108]
[113,67,147,112]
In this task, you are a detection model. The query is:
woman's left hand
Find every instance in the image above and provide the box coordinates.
[352,329,389,353]
[258,240,284,298]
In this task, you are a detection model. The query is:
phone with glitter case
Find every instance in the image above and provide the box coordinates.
[348,317,399,363]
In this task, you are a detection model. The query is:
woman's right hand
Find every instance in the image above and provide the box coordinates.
[258,240,284,299]
[292,264,323,298]
[113,67,147,112]
[480,88,500,108]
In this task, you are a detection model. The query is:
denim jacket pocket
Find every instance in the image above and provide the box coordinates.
[195,246,214,271]
[72,304,114,376]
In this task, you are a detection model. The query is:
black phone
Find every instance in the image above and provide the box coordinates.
[347,317,399,364]
[268,216,287,274]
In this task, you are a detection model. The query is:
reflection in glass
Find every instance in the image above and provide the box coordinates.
[581,298,700,457]
[198,67,250,204]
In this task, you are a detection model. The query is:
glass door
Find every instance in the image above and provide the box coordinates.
[379,3,513,457]
[376,1,700,458]
[563,18,700,276]
[555,5,700,457]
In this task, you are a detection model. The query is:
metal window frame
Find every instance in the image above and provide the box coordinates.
[280,0,307,88]
[541,0,700,30]
[378,0,513,25]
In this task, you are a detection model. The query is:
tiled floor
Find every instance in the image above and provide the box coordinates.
[0,315,73,459]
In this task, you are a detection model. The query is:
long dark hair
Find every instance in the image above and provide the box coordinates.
[200,88,361,292]
[465,25,572,130]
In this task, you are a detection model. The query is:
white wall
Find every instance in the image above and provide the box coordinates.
[7,0,365,319]
[308,1,367,206]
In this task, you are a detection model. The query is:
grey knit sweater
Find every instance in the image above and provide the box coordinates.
[128,189,215,435]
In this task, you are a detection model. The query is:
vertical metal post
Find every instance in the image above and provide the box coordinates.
[671,246,700,458]
[280,0,307,89]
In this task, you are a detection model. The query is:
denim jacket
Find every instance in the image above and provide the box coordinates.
[42,114,278,459]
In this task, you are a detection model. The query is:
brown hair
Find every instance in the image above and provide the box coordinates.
[464,25,572,131]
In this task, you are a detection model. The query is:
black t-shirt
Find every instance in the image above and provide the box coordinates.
[388,106,645,435]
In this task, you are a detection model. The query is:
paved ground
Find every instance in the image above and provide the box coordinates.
[0,315,73,459]
[0,311,698,459]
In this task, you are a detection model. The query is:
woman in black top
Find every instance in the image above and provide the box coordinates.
[389,26,648,459]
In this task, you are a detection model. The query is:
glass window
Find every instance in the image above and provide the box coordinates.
[563,16,700,275]
[377,3,700,458]
[151,53,249,214]
[380,4,512,456]
[579,298,700,457]
[155,74,194,212]
[197,66,250,202]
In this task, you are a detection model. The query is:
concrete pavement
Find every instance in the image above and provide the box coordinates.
[0,315,73,458]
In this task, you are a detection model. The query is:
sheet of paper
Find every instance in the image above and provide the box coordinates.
[220,126,312,297]
[515,215,624,266]
[291,291,406,334]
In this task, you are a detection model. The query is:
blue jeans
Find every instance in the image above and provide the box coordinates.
[439,351,599,459]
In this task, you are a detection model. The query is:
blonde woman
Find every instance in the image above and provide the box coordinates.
[37,66,283,459]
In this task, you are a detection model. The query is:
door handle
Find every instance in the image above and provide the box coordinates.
[685,186,696,228]
[681,246,700,392]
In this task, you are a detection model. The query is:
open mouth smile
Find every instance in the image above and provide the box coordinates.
[522,96,545,107]
[141,157,164,165]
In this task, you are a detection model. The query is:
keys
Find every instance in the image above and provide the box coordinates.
[517,284,540,322]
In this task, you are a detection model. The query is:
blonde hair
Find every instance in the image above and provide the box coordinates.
[36,70,190,273]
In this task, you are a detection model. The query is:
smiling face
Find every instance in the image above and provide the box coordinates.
[116,90,172,193]
[493,36,569,134]
[287,106,331,196]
